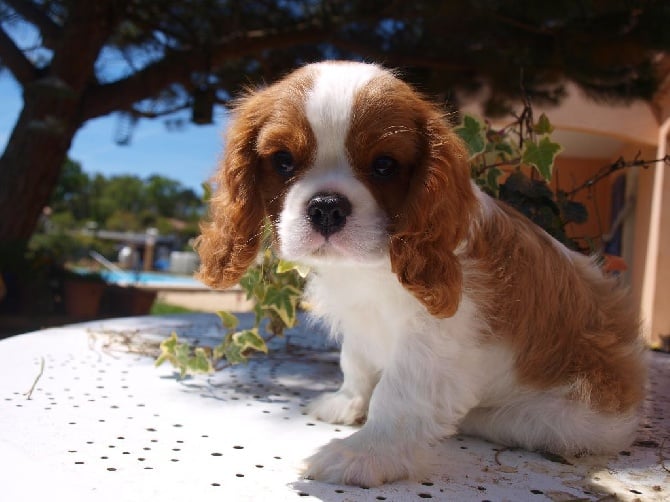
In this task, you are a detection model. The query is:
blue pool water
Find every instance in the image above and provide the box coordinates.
[94,270,202,287]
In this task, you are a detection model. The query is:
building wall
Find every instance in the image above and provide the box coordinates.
[653,156,670,345]
[555,145,670,347]
[621,145,656,309]
[551,156,615,250]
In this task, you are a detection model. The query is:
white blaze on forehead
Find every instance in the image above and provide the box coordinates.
[305,62,384,165]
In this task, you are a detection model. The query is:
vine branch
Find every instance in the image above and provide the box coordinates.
[566,154,670,197]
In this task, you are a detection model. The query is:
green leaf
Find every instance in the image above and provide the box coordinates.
[533,113,554,134]
[494,141,515,158]
[252,301,264,325]
[155,332,179,368]
[216,310,239,330]
[201,182,213,203]
[232,329,268,355]
[191,347,214,374]
[276,259,310,278]
[224,341,246,364]
[174,341,190,362]
[154,332,214,377]
[213,332,233,360]
[221,329,268,364]
[486,167,502,195]
[455,115,487,159]
[263,284,302,328]
[239,267,261,297]
[161,331,178,352]
[522,136,562,181]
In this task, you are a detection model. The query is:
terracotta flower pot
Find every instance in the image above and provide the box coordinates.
[101,286,157,316]
[63,279,106,318]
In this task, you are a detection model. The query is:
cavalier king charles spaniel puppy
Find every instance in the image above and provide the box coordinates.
[196,61,646,487]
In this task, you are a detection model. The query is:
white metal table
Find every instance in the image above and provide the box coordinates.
[1,313,668,501]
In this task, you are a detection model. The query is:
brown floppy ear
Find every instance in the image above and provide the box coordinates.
[389,116,476,317]
[195,93,267,289]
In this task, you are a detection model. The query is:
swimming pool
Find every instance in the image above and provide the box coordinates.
[95,270,204,288]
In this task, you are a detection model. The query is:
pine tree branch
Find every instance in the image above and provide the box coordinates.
[0,25,37,84]
[330,36,472,72]
[3,0,61,47]
[80,23,329,121]
[49,0,127,90]
[130,102,190,119]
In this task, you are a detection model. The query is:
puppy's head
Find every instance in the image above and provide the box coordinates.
[196,61,476,317]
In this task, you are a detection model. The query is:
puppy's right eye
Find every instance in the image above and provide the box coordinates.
[271,150,295,177]
[371,155,399,179]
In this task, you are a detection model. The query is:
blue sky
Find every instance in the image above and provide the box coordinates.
[0,73,225,195]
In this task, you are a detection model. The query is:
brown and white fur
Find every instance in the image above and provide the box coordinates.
[196,61,646,487]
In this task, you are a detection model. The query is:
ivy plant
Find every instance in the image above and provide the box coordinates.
[155,246,307,377]
[456,107,587,249]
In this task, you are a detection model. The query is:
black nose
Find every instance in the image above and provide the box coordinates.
[306,193,352,237]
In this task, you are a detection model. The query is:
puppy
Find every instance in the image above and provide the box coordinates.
[196,61,646,487]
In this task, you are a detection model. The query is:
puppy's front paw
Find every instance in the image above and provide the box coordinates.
[307,391,367,425]
[303,436,413,487]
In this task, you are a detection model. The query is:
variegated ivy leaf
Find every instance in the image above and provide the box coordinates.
[154,332,180,368]
[455,114,487,159]
[191,347,215,374]
[216,310,239,331]
[494,141,515,158]
[533,113,554,135]
[233,329,268,354]
[276,259,310,278]
[522,136,562,181]
[263,284,302,328]
[486,167,503,195]
[223,340,245,365]
[239,266,261,298]
[223,329,268,364]
[155,333,214,377]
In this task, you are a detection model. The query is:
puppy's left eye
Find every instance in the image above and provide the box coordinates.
[371,155,399,179]
[272,150,295,177]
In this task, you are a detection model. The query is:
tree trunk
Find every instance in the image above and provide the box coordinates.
[0,78,81,248]
[0,0,123,255]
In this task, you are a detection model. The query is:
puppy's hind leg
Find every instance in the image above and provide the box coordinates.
[459,393,640,455]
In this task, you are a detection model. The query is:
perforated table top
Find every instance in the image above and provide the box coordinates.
[1,313,668,501]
